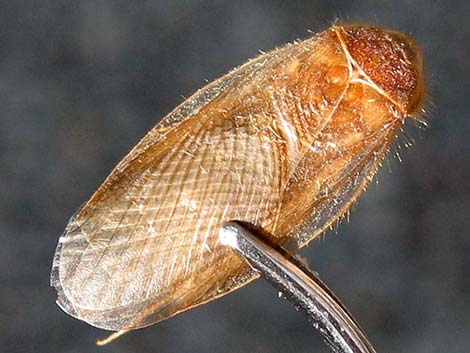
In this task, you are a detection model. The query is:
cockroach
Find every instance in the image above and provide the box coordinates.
[51,23,425,343]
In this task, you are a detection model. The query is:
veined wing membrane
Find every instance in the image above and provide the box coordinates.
[51,47,295,330]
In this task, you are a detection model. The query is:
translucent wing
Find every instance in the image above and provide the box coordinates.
[51,25,412,333]
[278,125,399,252]
[51,48,297,331]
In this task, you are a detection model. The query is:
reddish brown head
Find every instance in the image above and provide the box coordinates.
[334,24,425,115]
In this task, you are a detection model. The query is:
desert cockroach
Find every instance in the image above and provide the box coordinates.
[51,23,425,342]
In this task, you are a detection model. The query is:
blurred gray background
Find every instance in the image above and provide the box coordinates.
[1,1,468,352]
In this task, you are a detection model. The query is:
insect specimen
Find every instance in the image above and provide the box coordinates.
[51,23,425,340]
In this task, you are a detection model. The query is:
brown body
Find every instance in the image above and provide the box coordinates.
[51,24,424,334]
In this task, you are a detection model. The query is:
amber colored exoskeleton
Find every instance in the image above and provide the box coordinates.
[51,24,425,337]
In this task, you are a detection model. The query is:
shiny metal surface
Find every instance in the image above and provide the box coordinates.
[220,221,377,353]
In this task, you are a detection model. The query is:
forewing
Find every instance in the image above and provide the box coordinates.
[279,124,400,252]
[51,50,292,331]
[51,30,401,332]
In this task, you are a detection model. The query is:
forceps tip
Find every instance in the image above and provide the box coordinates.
[218,221,377,353]
[218,221,242,250]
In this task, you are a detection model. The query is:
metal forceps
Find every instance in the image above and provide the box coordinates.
[219,222,377,353]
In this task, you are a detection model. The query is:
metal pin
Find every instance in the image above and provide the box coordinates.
[219,221,377,353]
